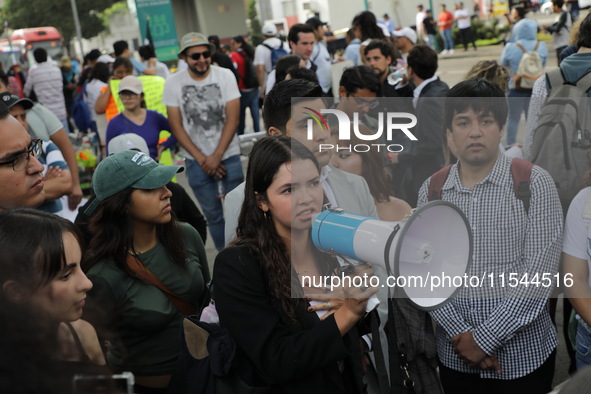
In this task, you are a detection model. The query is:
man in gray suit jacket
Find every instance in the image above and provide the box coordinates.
[224,79,378,244]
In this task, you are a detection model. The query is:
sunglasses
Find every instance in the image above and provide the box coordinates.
[188,51,211,60]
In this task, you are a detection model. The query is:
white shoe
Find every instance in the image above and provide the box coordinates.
[449,49,455,54]
[440,49,448,55]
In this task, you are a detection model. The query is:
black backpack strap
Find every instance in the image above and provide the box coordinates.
[427,165,453,201]
[262,43,272,51]
[511,158,533,215]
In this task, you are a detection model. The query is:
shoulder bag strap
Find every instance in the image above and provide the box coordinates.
[427,165,453,201]
[126,254,197,316]
[514,42,528,53]
[510,158,533,216]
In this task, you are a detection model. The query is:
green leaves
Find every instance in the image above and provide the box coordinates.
[3,0,114,51]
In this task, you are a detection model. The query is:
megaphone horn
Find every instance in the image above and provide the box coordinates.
[312,201,473,311]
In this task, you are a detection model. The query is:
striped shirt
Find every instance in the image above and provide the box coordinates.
[37,140,68,213]
[24,62,67,120]
[417,153,563,379]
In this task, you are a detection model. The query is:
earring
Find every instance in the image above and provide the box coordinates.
[264,210,270,219]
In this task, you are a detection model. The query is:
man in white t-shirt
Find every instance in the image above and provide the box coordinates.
[163,32,244,251]
[253,23,289,99]
[454,2,477,51]
[416,4,427,43]
[306,17,333,95]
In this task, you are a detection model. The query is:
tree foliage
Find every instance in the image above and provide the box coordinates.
[3,0,113,52]
[247,0,263,46]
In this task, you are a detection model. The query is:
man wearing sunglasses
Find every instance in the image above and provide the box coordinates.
[163,32,243,251]
[0,102,46,210]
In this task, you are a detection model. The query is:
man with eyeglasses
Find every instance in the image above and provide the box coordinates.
[163,32,243,251]
[0,102,46,210]
[0,92,72,214]
[333,65,381,133]
[0,70,83,212]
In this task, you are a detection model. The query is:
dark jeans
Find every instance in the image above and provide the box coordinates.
[459,27,476,50]
[438,349,556,394]
[238,88,260,135]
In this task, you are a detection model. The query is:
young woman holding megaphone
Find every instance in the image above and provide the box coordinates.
[214,135,378,393]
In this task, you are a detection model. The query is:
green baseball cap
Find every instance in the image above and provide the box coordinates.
[178,32,216,57]
[85,151,183,215]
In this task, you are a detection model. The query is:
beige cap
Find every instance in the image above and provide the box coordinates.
[118,75,143,95]
[178,32,216,57]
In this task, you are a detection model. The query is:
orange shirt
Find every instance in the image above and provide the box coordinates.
[100,85,120,122]
[438,11,454,30]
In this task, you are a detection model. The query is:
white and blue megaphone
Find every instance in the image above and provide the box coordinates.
[312,200,473,311]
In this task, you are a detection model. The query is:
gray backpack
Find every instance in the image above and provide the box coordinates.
[530,68,591,208]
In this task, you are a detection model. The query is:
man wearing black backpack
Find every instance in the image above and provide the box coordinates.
[253,23,289,100]
[420,78,562,393]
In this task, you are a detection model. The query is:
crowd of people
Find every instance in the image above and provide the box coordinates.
[3,2,591,394]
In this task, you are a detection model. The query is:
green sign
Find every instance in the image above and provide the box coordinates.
[135,0,179,62]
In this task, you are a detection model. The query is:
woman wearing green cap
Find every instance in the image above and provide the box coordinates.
[82,150,209,393]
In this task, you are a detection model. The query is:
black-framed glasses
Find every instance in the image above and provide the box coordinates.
[0,139,42,172]
[351,96,379,110]
[188,51,211,60]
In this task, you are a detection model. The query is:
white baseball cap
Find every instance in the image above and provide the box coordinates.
[262,22,278,36]
[393,27,418,45]
[107,134,150,155]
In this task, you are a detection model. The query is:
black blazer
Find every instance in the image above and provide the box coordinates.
[398,77,450,206]
[214,246,366,394]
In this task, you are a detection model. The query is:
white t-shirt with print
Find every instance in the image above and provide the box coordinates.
[162,65,241,160]
[563,187,591,287]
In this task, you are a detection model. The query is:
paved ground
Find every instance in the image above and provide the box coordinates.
[178,13,574,388]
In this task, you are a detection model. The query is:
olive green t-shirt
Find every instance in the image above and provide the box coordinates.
[86,222,207,376]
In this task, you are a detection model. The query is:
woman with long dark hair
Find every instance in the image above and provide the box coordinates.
[330,124,411,221]
[352,10,388,65]
[214,135,376,392]
[83,150,209,394]
[0,209,105,393]
[231,35,260,134]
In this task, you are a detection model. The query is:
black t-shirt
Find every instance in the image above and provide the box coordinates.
[423,17,437,35]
